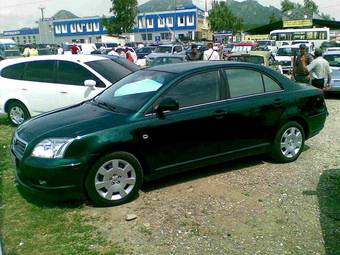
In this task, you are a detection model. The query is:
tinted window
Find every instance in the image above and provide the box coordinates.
[174,46,182,53]
[263,74,282,92]
[85,59,131,84]
[225,69,264,98]
[57,61,103,86]
[161,70,220,108]
[1,63,25,80]
[23,60,55,83]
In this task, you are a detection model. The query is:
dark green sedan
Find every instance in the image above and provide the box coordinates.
[11,62,327,206]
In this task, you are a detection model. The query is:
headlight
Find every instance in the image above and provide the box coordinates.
[32,138,74,158]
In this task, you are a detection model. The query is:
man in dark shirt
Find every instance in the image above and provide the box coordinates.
[186,44,202,61]
[292,44,313,84]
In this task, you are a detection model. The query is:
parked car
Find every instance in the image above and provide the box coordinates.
[323,50,340,93]
[231,42,257,53]
[147,54,186,66]
[255,40,277,52]
[0,55,137,125]
[226,51,283,74]
[0,39,21,59]
[135,46,156,59]
[274,44,313,73]
[12,62,327,206]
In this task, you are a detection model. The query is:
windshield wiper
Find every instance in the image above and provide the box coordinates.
[92,99,116,112]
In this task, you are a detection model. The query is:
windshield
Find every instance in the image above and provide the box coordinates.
[86,59,131,84]
[95,70,176,113]
[136,47,153,54]
[276,48,299,56]
[324,54,340,67]
[228,56,265,65]
[257,41,270,46]
[155,46,173,53]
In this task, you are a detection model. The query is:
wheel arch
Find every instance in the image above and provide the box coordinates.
[4,98,32,117]
[285,116,310,139]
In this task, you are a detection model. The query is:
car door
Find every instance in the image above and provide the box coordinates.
[137,69,227,172]
[217,67,286,153]
[54,60,106,108]
[20,60,59,115]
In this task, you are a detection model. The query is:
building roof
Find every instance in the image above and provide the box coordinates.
[52,10,79,20]
[138,0,197,13]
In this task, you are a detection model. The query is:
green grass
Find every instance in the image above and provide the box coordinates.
[0,115,124,255]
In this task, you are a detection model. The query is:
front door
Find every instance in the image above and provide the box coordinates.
[137,70,226,172]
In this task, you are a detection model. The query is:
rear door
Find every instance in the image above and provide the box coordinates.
[54,60,106,108]
[217,67,286,153]
[21,60,59,114]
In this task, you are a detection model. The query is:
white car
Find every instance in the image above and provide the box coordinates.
[0,55,134,125]
[324,51,340,93]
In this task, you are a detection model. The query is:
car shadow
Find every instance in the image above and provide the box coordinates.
[17,185,84,209]
[142,155,265,192]
[303,168,340,255]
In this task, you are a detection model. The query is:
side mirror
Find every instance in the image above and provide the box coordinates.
[154,97,179,116]
[84,79,96,88]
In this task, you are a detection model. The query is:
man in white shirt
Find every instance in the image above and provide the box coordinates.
[203,42,220,61]
[57,45,64,55]
[302,48,332,89]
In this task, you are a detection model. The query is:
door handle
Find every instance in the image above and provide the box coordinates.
[21,88,27,91]
[59,91,68,94]
[273,98,282,106]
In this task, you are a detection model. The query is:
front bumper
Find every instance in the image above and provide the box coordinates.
[12,150,86,200]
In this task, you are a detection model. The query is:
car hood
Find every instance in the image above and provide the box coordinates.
[16,102,129,143]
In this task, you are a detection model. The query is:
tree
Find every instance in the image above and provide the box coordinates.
[269,12,278,23]
[320,13,334,21]
[303,0,318,13]
[208,1,243,33]
[280,0,298,12]
[103,0,138,35]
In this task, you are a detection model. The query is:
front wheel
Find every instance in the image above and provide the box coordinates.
[270,121,305,163]
[7,101,30,126]
[85,152,143,207]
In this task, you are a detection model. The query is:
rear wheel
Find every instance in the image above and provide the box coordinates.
[270,121,305,163]
[7,101,30,126]
[85,152,143,207]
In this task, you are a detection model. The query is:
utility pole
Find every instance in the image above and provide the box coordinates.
[39,7,45,20]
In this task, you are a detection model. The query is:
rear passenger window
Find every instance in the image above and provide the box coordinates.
[57,61,102,86]
[23,60,56,83]
[1,63,26,80]
[262,74,282,92]
[225,69,264,98]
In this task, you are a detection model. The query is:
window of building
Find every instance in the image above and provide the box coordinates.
[138,18,144,28]
[87,22,92,31]
[141,34,147,41]
[70,23,77,33]
[147,33,153,41]
[158,17,165,28]
[187,15,194,25]
[147,18,153,28]
[77,23,83,32]
[161,32,171,40]
[93,22,100,31]
[55,25,61,34]
[160,70,220,108]
[225,69,264,98]
[61,24,68,33]
[178,16,185,26]
[23,61,56,83]
[167,17,173,27]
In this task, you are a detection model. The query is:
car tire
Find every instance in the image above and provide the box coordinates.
[85,151,143,207]
[270,121,305,163]
[7,101,30,126]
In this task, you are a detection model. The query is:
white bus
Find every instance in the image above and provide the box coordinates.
[270,28,330,48]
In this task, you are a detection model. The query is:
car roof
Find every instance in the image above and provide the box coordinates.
[229,51,270,57]
[147,61,262,74]
[324,51,340,55]
[0,54,107,67]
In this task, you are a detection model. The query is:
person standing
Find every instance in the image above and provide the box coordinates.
[29,44,38,56]
[71,42,80,54]
[186,44,202,61]
[203,42,220,61]
[23,44,31,57]
[57,45,64,55]
[302,48,332,90]
[292,44,313,83]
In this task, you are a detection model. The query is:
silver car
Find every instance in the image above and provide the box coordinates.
[324,51,340,93]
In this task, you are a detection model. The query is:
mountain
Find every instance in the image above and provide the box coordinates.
[52,10,79,20]
[225,0,282,30]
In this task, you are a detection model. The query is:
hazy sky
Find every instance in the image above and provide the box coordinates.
[1,0,339,32]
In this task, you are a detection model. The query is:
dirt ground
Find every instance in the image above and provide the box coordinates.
[83,98,340,255]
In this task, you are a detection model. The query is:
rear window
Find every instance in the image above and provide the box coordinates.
[1,63,25,80]
[85,59,132,84]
